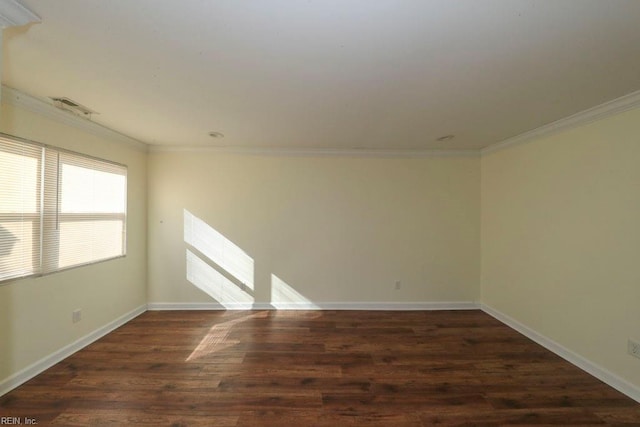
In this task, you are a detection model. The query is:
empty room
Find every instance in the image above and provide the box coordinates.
[1,0,640,425]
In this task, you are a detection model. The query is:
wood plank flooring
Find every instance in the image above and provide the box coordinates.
[1,310,639,426]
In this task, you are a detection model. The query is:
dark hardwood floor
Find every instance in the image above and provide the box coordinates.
[1,310,639,426]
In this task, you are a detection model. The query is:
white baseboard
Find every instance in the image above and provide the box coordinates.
[0,304,147,397]
[147,302,257,310]
[311,301,479,310]
[481,304,640,404]
[147,301,479,311]
[6,301,636,404]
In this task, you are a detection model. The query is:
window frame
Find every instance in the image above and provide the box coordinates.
[0,132,128,285]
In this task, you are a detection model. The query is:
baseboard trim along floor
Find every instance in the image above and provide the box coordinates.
[481,303,640,403]
[0,304,147,397]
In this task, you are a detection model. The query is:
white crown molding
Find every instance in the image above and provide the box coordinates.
[0,0,40,28]
[482,89,640,156]
[147,301,479,311]
[1,85,148,152]
[148,144,480,158]
[7,80,638,159]
[153,88,640,158]
[481,304,640,404]
[0,304,146,397]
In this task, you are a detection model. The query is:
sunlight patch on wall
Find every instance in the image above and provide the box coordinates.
[184,209,254,290]
[271,273,318,309]
[186,249,253,309]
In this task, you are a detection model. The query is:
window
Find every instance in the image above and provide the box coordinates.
[0,138,42,281]
[0,134,127,283]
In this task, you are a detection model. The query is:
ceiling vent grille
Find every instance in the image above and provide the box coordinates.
[50,97,98,119]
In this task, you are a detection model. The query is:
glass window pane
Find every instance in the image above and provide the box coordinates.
[60,164,126,214]
[57,220,124,269]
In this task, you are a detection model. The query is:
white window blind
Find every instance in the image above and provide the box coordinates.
[0,139,42,282]
[0,134,127,283]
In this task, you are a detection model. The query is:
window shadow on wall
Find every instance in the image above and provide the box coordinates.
[271,273,318,309]
[184,209,255,309]
[183,209,319,309]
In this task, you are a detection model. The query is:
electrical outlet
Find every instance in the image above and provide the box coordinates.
[394,280,401,290]
[628,339,640,359]
[72,309,82,323]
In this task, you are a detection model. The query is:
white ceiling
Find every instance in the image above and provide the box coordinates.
[3,0,640,151]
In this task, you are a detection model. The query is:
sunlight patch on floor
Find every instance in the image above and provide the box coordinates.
[186,312,268,361]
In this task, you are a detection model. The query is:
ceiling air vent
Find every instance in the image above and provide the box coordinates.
[50,97,98,119]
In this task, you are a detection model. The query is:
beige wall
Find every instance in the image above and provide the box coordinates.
[0,102,147,382]
[481,107,640,388]
[148,152,480,307]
